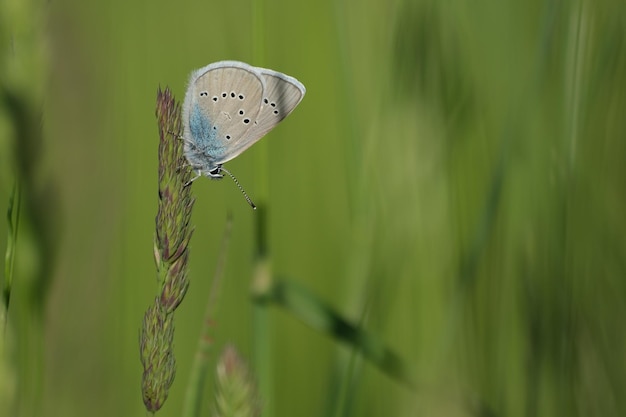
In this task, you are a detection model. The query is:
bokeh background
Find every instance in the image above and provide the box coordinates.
[2,0,626,416]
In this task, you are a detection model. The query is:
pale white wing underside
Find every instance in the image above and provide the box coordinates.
[224,67,306,160]
[182,61,305,167]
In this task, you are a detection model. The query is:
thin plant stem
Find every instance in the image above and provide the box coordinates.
[250,1,273,416]
[3,180,21,324]
[183,215,233,417]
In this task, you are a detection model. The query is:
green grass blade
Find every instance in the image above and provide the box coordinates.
[3,180,21,318]
[255,277,415,389]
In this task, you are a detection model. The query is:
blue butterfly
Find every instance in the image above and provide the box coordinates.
[182,61,306,208]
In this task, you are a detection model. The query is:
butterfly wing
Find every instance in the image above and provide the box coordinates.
[221,66,306,162]
[182,61,265,170]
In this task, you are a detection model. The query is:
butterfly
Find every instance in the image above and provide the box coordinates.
[181,61,306,208]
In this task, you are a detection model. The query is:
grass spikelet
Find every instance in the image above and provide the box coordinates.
[139,87,194,411]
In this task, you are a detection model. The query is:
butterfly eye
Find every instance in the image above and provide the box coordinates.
[238,94,244,100]
[199,91,208,97]
[222,92,227,98]
[230,92,236,98]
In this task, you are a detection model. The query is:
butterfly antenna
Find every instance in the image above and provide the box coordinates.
[220,167,257,210]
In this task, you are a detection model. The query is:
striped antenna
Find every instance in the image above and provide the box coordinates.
[220,167,256,210]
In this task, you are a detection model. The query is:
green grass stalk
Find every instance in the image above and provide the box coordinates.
[250,1,274,416]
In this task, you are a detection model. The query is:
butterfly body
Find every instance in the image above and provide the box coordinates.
[182,61,305,181]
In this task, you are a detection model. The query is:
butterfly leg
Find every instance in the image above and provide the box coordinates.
[167,129,183,139]
[176,159,191,173]
[173,134,201,152]
[184,170,203,187]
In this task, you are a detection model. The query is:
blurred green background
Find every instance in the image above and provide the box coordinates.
[2,0,626,416]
